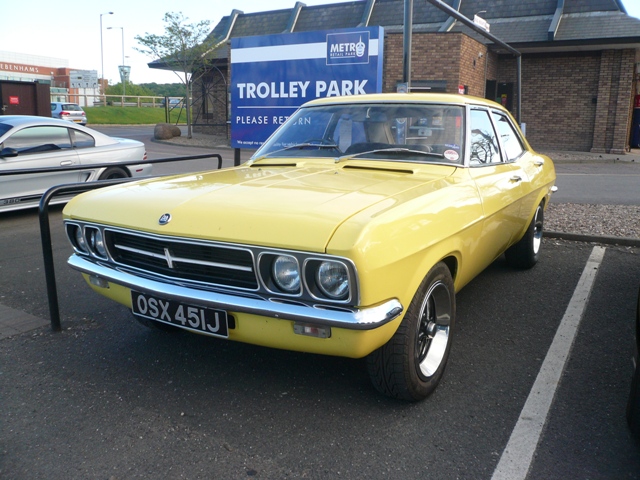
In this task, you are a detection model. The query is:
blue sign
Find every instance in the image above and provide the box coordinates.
[230,27,384,149]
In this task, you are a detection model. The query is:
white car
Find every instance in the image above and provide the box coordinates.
[0,116,151,212]
[51,102,88,126]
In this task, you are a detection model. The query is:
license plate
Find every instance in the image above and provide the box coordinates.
[131,291,228,338]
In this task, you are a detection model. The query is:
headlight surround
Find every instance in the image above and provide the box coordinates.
[86,227,107,258]
[71,225,88,253]
[271,255,301,294]
[315,261,350,300]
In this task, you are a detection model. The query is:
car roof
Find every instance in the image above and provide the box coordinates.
[0,115,85,128]
[0,115,119,146]
[303,93,507,111]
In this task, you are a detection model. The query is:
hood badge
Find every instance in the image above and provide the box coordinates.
[158,213,171,225]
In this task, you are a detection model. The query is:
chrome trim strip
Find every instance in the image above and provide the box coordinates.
[114,243,253,272]
[68,254,403,330]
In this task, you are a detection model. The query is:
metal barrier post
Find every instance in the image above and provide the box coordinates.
[9,152,224,331]
[38,188,62,332]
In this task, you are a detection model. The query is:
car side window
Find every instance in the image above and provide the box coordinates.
[70,130,95,149]
[492,112,525,162]
[3,126,72,154]
[470,109,501,165]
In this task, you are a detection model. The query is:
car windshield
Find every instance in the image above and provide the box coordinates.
[253,102,465,164]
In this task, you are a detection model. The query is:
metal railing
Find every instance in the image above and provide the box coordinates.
[50,93,187,108]
[1,152,223,332]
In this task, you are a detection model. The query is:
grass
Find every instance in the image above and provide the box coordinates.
[85,106,186,125]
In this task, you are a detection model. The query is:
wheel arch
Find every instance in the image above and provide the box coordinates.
[95,166,132,180]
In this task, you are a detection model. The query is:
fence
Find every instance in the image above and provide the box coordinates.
[50,93,185,108]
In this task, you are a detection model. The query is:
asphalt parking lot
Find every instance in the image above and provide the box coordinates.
[1,133,639,479]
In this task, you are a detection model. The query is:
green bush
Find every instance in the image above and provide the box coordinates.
[85,106,185,125]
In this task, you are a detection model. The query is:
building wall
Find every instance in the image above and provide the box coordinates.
[497,50,636,152]
[383,32,489,96]
[591,49,636,154]
[205,32,636,153]
[383,32,635,152]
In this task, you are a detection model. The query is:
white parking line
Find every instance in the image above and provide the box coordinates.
[491,246,606,480]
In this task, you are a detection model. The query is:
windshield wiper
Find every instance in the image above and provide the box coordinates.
[341,147,444,160]
[253,142,340,161]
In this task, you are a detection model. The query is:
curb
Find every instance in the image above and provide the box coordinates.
[150,138,234,150]
[544,231,640,247]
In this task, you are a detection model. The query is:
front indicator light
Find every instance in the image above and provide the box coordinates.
[272,255,301,293]
[316,261,349,300]
[293,323,331,338]
[89,275,109,288]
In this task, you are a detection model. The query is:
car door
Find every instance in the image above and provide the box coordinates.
[467,107,529,259]
[491,110,546,220]
[0,125,81,206]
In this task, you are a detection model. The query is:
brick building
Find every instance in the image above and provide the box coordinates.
[0,51,100,107]
[150,0,640,153]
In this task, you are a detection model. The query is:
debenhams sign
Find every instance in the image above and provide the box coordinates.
[0,62,41,74]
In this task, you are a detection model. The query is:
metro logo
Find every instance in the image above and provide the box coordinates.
[326,32,369,65]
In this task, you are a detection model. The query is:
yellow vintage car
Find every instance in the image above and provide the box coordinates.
[63,93,556,401]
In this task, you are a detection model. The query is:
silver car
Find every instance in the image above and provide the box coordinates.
[51,102,88,126]
[0,116,151,212]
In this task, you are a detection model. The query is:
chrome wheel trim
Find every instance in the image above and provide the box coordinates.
[415,280,452,378]
[532,205,544,254]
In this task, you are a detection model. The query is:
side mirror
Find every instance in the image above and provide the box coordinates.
[0,147,18,158]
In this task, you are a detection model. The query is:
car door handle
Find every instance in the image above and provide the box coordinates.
[60,160,73,166]
[510,175,523,182]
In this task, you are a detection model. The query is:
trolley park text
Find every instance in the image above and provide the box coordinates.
[236,79,369,99]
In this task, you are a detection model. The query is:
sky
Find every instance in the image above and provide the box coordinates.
[1,0,639,86]
[0,0,347,85]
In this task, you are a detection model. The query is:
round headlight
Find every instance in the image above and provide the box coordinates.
[73,226,88,253]
[316,261,349,300]
[272,255,300,293]
[87,228,107,258]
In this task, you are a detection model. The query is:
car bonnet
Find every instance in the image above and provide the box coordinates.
[63,162,457,252]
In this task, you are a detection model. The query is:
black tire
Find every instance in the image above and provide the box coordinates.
[627,289,640,438]
[133,315,182,333]
[627,361,640,438]
[367,262,455,401]
[505,201,544,269]
[99,167,129,180]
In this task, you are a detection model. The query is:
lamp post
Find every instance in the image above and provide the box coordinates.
[100,11,113,96]
[108,26,126,96]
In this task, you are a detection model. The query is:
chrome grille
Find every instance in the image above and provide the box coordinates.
[105,230,258,290]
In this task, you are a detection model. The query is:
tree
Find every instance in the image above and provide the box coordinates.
[105,82,155,99]
[135,12,223,138]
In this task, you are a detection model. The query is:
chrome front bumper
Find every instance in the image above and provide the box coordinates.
[68,254,404,330]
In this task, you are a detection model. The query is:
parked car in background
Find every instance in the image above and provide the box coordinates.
[160,97,184,108]
[51,102,87,125]
[62,93,556,401]
[628,286,640,438]
[0,116,150,213]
